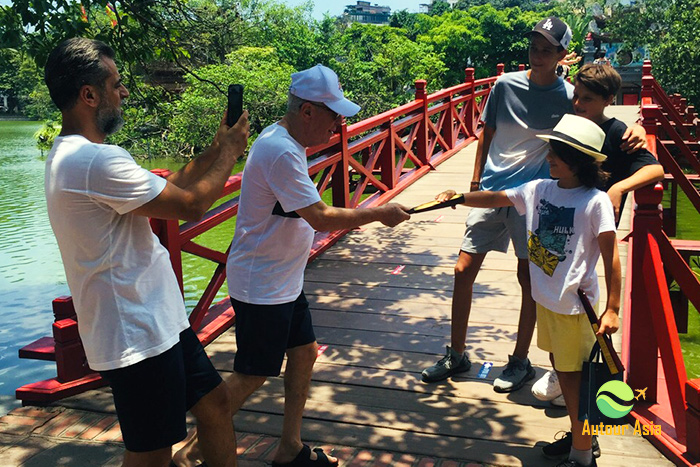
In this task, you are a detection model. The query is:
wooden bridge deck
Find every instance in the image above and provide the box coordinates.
[0,107,675,466]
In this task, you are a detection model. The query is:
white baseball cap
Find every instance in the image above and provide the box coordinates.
[289,64,361,117]
[537,114,607,161]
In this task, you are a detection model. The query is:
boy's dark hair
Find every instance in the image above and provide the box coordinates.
[550,140,609,189]
[574,63,621,100]
[44,38,116,111]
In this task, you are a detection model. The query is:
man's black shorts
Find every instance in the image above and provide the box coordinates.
[232,291,316,376]
[99,327,222,452]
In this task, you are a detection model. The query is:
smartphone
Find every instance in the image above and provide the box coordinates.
[226,84,244,127]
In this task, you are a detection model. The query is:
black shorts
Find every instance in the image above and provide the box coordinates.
[99,327,222,452]
[232,291,316,376]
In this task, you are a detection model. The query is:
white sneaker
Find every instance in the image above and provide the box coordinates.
[551,394,566,407]
[531,370,562,401]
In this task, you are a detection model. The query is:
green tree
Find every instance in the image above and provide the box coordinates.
[0,48,44,115]
[605,0,700,107]
[166,47,295,157]
[428,1,452,16]
[328,23,446,119]
[246,0,318,71]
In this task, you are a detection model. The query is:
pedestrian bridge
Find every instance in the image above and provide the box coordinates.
[7,62,700,466]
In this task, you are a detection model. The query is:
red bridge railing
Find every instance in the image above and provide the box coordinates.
[16,66,500,404]
[624,60,700,465]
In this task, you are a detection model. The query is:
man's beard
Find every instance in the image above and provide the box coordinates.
[96,100,124,136]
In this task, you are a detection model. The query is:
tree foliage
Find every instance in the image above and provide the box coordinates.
[2,0,697,156]
[605,0,700,107]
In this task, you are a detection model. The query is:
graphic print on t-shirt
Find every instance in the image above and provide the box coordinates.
[528,199,575,277]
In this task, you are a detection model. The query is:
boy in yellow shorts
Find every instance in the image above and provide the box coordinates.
[436,113,621,467]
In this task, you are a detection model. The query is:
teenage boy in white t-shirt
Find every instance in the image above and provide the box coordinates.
[44,38,249,467]
[172,65,410,467]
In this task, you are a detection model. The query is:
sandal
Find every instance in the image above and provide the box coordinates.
[271,444,338,467]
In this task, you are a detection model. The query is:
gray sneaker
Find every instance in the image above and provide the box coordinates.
[493,354,536,393]
[422,346,471,382]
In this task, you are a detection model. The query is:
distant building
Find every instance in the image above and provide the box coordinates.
[344,1,391,25]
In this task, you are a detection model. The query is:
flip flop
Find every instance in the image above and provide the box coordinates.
[271,444,338,467]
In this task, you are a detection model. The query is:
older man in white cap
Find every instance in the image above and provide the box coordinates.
[172,65,409,467]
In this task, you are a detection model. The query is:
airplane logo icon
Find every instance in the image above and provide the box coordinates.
[635,387,648,401]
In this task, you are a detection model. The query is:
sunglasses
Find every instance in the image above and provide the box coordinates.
[309,102,340,120]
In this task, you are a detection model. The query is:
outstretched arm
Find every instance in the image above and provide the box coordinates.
[596,230,622,335]
[296,201,410,232]
[436,188,513,209]
[132,111,250,221]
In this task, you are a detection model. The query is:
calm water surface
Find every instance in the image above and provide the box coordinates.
[0,121,233,413]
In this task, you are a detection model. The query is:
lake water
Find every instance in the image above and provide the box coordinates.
[0,121,234,414]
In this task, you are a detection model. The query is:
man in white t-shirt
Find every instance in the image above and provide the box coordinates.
[173,65,410,467]
[44,38,248,467]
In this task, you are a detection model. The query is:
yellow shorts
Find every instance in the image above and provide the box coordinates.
[536,303,597,372]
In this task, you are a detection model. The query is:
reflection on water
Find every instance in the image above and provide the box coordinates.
[0,121,234,411]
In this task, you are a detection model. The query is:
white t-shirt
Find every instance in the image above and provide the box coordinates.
[227,123,322,304]
[505,179,616,315]
[45,135,188,371]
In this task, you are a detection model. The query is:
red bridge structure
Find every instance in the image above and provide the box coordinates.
[15,61,700,466]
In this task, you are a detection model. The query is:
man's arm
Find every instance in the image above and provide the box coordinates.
[166,112,247,189]
[296,201,410,232]
[471,125,495,192]
[132,111,249,221]
[596,230,622,335]
[607,164,665,220]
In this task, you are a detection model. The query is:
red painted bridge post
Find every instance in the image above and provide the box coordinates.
[152,218,184,293]
[497,63,505,76]
[415,79,429,166]
[626,184,664,402]
[53,319,90,382]
[380,117,396,190]
[687,379,700,460]
[464,68,475,137]
[332,120,351,208]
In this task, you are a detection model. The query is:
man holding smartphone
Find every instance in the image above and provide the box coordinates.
[44,37,249,467]
[173,64,409,467]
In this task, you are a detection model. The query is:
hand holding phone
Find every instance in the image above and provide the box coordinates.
[227,84,244,127]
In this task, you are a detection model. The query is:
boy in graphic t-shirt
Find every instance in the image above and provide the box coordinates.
[436,114,621,467]
[530,63,664,462]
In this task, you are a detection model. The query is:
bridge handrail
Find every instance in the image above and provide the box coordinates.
[641,61,697,142]
[16,65,502,404]
[176,70,497,330]
[626,61,700,464]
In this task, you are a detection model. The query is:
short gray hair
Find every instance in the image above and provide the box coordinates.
[287,92,309,114]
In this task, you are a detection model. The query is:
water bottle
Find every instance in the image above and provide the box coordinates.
[477,362,493,379]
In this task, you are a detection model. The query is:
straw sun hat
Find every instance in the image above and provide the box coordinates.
[537,114,607,161]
